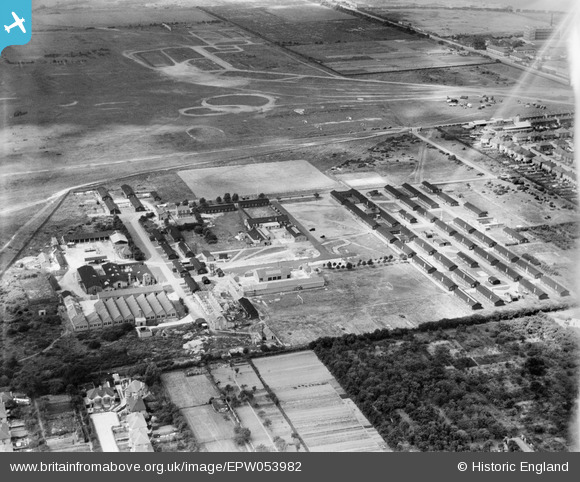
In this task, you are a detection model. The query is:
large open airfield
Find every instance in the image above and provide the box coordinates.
[0,0,578,454]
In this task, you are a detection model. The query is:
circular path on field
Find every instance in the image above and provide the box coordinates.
[179,93,277,117]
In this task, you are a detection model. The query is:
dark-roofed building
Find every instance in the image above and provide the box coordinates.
[63,231,114,244]
[473,245,499,266]
[492,244,520,263]
[101,263,129,290]
[422,181,440,193]
[415,239,437,256]
[539,275,570,297]
[435,191,459,206]
[475,284,505,306]
[177,241,195,258]
[171,259,188,276]
[376,225,397,244]
[471,230,496,248]
[77,265,103,295]
[199,203,236,214]
[285,225,307,242]
[464,202,488,218]
[399,226,417,242]
[495,262,522,281]
[378,209,399,227]
[401,183,440,209]
[434,219,457,237]
[431,271,457,291]
[384,185,405,200]
[121,184,136,198]
[238,198,270,208]
[159,242,178,260]
[515,259,542,279]
[433,252,457,271]
[457,251,478,268]
[149,228,165,244]
[453,217,476,234]
[503,227,528,244]
[454,269,479,288]
[104,198,120,215]
[411,255,436,274]
[129,197,146,212]
[97,187,111,201]
[399,196,420,212]
[519,278,548,300]
[239,297,259,320]
[150,191,162,202]
[453,288,483,310]
[393,240,416,258]
[166,226,184,243]
[398,210,417,224]
[189,257,208,274]
[183,275,200,293]
[451,232,476,250]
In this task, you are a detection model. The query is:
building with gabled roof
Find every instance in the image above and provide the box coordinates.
[96,187,111,201]
[121,184,136,198]
[401,183,440,209]
[77,265,103,295]
[129,197,146,212]
[378,209,399,227]
[495,262,522,281]
[471,230,496,247]
[159,243,178,260]
[433,219,457,237]
[384,185,406,200]
[177,241,195,258]
[399,196,420,212]
[135,294,155,323]
[492,244,520,263]
[515,259,542,279]
[64,295,89,331]
[475,284,505,306]
[431,271,457,291]
[184,275,200,294]
[539,275,570,297]
[435,191,459,206]
[503,227,528,244]
[472,245,500,266]
[189,257,208,274]
[411,255,436,274]
[87,312,103,330]
[453,269,479,288]
[519,278,548,300]
[433,252,457,271]
[146,293,165,319]
[104,198,121,215]
[457,251,478,268]
[376,225,397,243]
[414,238,437,256]
[114,297,135,324]
[453,217,476,234]
[156,292,176,318]
[453,288,483,310]
[421,181,440,193]
[451,232,476,250]
[95,300,113,327]
[464,202,488,218]
[104,298,124,325]
[397,209,417,224]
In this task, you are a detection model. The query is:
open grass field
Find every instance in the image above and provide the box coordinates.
[368,7,555,37]
[161,371,220,408]
[259,263,470,345]
[185,211,247,252]
[182,405,245,452]
[253,351,389,452]
[178,160,339,199]
[293,40,492,75]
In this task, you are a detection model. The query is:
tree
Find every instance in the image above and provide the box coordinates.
[216,196,222,204]
[232,193,239,202]
[199,197,207,206]
[346,262,353,270]
[234,426,251,446]
[223,193,231,203]
[326,262,332,269]
[258,193,265,199]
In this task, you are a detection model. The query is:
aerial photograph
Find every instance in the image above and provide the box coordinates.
[0,0,578,454]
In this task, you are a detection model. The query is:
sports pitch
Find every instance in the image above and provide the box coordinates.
[177,160,340,198]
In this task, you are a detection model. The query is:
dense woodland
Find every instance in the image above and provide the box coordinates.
[311,313,579,452]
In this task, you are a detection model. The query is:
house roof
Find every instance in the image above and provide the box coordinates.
[0,422,10,441]
[110,232,128,244]
[135,295,154,317]
[239,297,259,319]
[87,387,116,400]
[77,265,103,291]
[125,295,143,319]
[95,300,113,324]
[156,292,175,314]
[127,395,147,413]
[126,412,148,430]
[114,297,133,320]
[146,292,165,316]
[126,380,147,397]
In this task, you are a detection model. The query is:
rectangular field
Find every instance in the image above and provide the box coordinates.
[253,351,389,452]
[182,406,245,452]
[292,40,492,75]
[178,160,339,199]
[260,263,470,345]
[161,371,220,408]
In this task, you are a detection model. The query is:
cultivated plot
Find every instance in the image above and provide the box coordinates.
[161,371,220,408]
[178,160,339,199]
[182,406,245,452]
[253,351,389,452]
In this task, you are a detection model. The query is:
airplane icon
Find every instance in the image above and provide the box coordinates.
[4,12,26,34]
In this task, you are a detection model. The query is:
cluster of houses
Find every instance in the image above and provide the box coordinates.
[331,182,570,309]
[86,377,159,452]
[95,184,148,215]
[76,262,156,295]
[477,114,576,192]
[240,266,325,296]
[0,391,31,452]
[65,289,178,331]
